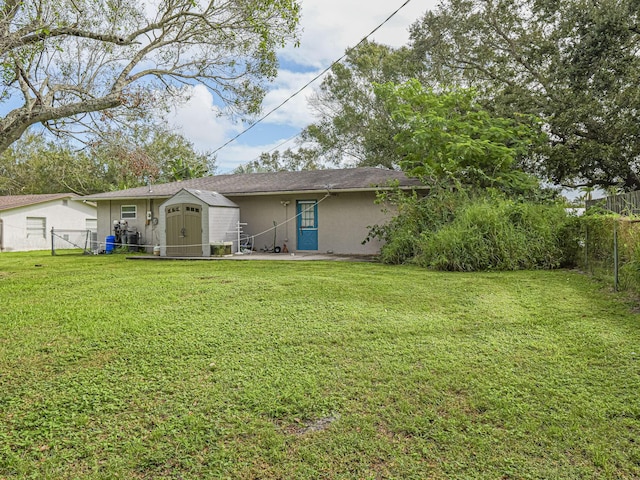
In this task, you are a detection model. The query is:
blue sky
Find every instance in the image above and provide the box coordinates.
[167,0,436,172]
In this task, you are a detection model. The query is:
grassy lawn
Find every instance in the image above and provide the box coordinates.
[0,252,639,479]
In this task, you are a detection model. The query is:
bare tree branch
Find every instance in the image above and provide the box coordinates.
[0,0,301,154]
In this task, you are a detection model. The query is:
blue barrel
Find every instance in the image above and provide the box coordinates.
[106,235,116,253]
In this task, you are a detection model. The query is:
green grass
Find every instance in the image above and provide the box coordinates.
[0,252,639,479]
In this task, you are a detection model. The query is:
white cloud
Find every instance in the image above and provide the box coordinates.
[215,138,299,173]
[167,85,242,152]
[281,0,434,68]
[260,69,319,127]
[167,0,437,172]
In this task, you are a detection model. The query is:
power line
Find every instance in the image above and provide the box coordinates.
[211,0,414,156]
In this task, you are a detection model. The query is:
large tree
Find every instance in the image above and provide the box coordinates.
[0,0,300,154]
[376,79,544,191]
[0,125,215,195]
[411,0,640,191]
[88,124,215,189]
[0,133,108,194]
[299,40,423,168]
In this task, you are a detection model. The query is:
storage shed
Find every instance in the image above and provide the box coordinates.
[158,189,239,257]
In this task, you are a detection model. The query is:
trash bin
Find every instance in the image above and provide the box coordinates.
[106,235,116,253]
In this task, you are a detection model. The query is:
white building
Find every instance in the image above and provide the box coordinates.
[0,194,97,252]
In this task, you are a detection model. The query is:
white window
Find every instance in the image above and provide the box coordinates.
[121,205,136,219]
[27,217,46,238]
[86,218,97,231]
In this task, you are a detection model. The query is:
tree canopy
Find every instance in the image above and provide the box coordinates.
[0,0,300,154]
[233,148,321,173]
[299,40,422,169]
[277,1,640,192]
[411,0,640,191]
[375,79,544,192]
[0,126,215,195]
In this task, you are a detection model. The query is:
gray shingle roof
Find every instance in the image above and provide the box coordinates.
[0,193,79,212]
[183,189,239,208]
[81,167,424,201]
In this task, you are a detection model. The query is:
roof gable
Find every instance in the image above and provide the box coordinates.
[179,189,239,208]
[0,193,78,212]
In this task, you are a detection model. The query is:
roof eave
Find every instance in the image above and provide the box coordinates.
[83,184,427,202]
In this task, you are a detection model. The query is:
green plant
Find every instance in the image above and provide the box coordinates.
[372,187,576,270]
[414,198,570,271]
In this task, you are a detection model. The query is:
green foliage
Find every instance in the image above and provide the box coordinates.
[373,188,577,271]
[234,147,322,173]
[0,125,215,195]
[0,133,110,195]
[365,80,569,271]
[375,80,545,190]
[299,40,422,168]
[0,0,301,154]
[580,211,640,292]
[369,187,469,265]
[415,197,573,271]
[89,124,215,189]
[411,0,640,190]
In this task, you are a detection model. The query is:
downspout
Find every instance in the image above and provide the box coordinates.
[0,218,3,252]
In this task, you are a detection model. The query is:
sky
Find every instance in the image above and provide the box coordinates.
[167,0,437,173]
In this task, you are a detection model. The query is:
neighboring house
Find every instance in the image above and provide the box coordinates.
[81,167,425,256]
[0,194,97,252]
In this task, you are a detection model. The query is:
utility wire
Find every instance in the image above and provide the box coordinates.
[211,0,414,156]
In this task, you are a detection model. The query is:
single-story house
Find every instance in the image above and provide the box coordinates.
[0,193,97,252]
[80,167,425,256]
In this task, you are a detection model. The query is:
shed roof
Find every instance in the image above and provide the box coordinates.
[0,193,79,212]
[81,167,424,201]
[180,189,239,208]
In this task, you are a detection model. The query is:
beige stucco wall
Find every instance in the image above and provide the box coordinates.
[95,190,394,255]
[228,191,389,255]
[96,198,164,252]
[0,199,96,252]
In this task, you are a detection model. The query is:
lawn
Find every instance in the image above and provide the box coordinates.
[0,252,639,479]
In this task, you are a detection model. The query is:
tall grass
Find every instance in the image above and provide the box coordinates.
[375,189,577,271]
[416,199,571,271]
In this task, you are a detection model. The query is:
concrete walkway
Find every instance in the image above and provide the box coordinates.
[126,252,376,262]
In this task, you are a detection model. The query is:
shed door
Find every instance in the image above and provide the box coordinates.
[166,203,202,256]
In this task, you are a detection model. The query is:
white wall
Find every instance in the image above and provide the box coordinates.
[209,207,240,251]
[0,199,97,252]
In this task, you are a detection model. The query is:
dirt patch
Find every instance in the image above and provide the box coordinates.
[282,414,340,436]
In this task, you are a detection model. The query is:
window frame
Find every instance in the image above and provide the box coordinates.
[26,217,46,238]
[121,205,137,220]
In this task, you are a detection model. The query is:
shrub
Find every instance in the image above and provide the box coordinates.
[374,188,578,271]
[414,199,571,271]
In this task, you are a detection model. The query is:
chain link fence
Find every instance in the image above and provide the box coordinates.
[581,198,640,292]
[51,228,98,255]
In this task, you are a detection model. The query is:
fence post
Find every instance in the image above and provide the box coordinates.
[51,227,55,256]
[613,220,619,292]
